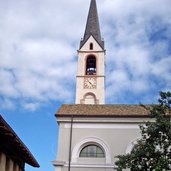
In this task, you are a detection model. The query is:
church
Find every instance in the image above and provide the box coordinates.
[53,0,150,170]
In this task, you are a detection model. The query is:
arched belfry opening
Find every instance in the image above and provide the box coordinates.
[86,55,96,75]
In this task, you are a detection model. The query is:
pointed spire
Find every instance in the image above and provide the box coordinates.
[80,0,104,49]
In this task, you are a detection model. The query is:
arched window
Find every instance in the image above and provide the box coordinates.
[125,138,140,154]
[79,144,105,158]
[90,43,93,50]
[71,137,111,163]
[86,55,96,75]
[131,144,139,153]
[82,92,97,104]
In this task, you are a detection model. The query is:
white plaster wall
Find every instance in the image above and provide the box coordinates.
[75,36,105,104]
[56,123,71,162]
[77,36,105,76]
[75,78,104,104]
[80,36,104,52]
[55,118,142,171]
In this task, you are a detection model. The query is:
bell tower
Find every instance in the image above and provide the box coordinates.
[75,0,105,104]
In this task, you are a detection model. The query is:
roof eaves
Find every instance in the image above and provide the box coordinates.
[0,115,40,168]
[55,113,150,118]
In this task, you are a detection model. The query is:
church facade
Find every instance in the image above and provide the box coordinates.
[53,0,150,171]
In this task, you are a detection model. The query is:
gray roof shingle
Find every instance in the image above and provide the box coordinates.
[55,104,150,117]
[80,0,104,49]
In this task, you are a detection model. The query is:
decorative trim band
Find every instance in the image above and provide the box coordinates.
[64,123,139,129]
[65,164,114,168]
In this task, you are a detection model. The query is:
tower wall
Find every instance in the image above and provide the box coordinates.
[75,36,105,104]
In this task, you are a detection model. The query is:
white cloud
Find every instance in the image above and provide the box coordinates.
[0,0,171,110]
[0,98,15,110]
[0,69,19,98]
[151,56,171,83]
[23,102,40,112]
[103,0,171,103]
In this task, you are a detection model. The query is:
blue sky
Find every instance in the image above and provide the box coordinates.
[0,0,171,171]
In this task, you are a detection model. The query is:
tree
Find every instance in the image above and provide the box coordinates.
[115,91,171,171]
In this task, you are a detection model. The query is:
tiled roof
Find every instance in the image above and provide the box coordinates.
[55,104,150,117]
[80,0,104,49]
[0,115,40,167]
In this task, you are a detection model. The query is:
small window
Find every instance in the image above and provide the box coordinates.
[79,144,105,158]
[90,43,93,50]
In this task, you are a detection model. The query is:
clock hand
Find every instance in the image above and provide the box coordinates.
[88,80,92,85]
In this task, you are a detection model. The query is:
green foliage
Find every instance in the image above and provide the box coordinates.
[115,91,171,171]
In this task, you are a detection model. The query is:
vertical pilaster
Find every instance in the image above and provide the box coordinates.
[14,163,20,171]
[19,168,23,171]
[0,152,6,171]
[8,159,14,171]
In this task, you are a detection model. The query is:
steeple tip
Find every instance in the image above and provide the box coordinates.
[80,0,104,49]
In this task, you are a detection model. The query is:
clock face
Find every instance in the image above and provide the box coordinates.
[84,77,96,89]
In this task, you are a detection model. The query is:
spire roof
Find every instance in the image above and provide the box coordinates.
[80,0,104,49]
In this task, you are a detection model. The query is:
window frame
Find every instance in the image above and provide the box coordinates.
[79,144,105,158]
